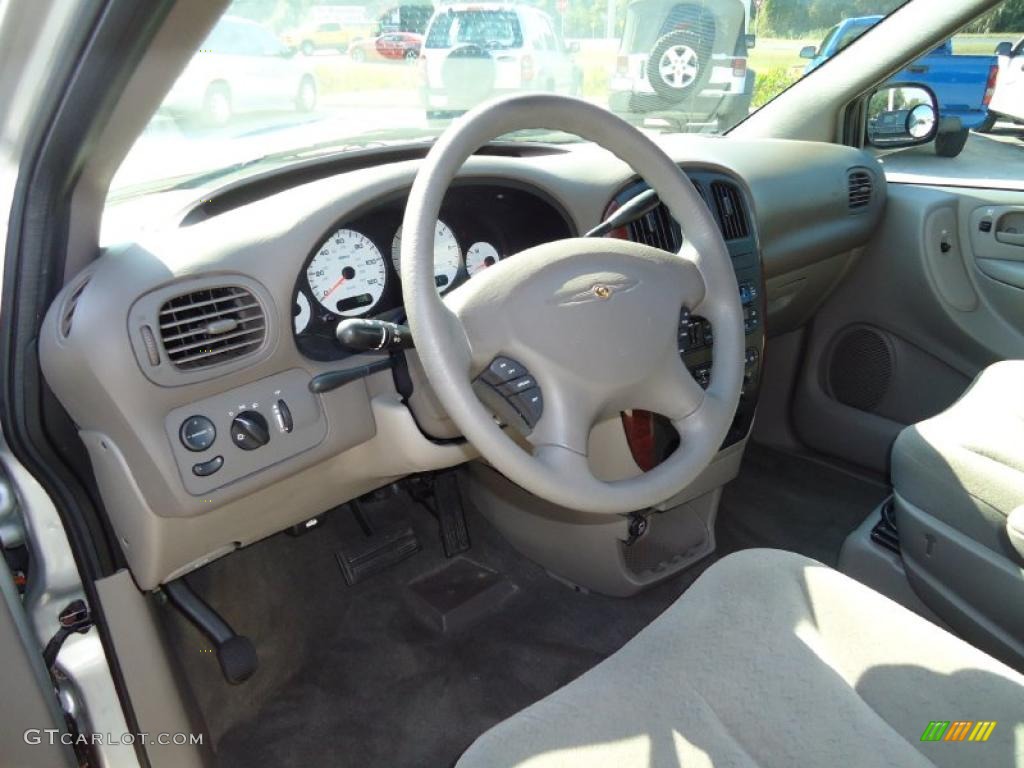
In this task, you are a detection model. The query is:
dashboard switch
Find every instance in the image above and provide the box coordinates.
[192,455,224,477]
[179,415,216,452]
[231,411,270,451]
[274,399,293,434]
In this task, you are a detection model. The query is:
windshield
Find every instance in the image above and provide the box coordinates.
[109,0,909,201]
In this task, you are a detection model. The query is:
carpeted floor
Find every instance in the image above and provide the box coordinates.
[717,445,888,566]
[164,446,886,768]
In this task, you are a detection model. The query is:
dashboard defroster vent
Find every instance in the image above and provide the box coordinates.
[848,170,873,210]
[710,181,749,240]
[158,286,265,370]
[59,276,91,338]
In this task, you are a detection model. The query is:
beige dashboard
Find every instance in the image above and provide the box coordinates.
[40,135,884,590]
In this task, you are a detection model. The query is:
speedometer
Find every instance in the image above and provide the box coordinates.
[306,228,387,316]
[391,220,461,293]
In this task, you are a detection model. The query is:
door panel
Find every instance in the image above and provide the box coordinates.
[793,183,1024,473]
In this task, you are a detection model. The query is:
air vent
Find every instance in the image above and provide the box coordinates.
[628,204,679,251]
[59,276,91,338]
[848,169,872,210]
[158,286,265,370]
[710,181,749,240]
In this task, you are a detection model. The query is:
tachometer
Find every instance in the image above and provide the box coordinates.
[307,228,387,316]
[392,220,461,293]
[466,241,501,276]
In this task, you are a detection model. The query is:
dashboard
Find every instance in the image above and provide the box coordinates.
[293,183,573,361]
[40,136,886,589]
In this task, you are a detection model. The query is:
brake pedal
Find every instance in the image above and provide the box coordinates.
[336,502,420,585]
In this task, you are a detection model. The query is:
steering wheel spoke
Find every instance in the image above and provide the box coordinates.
[635,353,706,423]
[445,285,512,375]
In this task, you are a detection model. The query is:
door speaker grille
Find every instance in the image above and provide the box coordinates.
[826,326,893,412]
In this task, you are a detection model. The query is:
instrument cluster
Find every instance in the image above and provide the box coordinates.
[292,182,573,361]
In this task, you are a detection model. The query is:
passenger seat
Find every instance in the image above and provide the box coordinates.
[891,360,1024,670]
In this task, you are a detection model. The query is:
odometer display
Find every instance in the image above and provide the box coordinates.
[306,228,387,317]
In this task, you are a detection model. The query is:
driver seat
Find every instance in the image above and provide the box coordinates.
[457,549,1024,767]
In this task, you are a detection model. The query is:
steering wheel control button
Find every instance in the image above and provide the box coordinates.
[481,357,524,386]
[273,399,293,434]
[231,411,270,451]
[191,455,224,477]
[497,375,537,397]
[510,388,544,426]
[179,415,216,452]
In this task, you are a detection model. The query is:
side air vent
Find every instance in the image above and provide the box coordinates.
[710,181,749,240]
[848,169,873,210]
[628,204,680,251]
[59,276,91,338]
[158,286,265,370]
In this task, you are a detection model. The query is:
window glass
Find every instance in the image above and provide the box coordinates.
[877,4,1024,190]
[110,0,922,203]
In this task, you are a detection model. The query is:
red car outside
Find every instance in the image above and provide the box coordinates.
[350,32,423,62]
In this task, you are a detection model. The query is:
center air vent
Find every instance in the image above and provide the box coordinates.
[710,181,749,240]
[848,169,873,210]
[628,203,680,251]
[158,286,265,370]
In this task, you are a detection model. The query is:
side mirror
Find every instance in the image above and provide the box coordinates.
[744,34,756,50]
[799,45,817,59]
[566,41,580,54]
[996,41,1013,56]
[866,83,938,149]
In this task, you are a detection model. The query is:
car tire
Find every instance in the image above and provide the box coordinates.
[975,113,998,133]
[201,83,232,127]
[296,76,317,113]
[646,28,713,103]
[405,49,418,62]
[351,47,366,63]
[301,41,315,56]
[935,127,969,158]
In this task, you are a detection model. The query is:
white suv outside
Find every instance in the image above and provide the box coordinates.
[609,0,753,130]
[421,4,582,120]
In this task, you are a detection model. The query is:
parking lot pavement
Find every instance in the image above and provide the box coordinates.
[882,122,1024,187]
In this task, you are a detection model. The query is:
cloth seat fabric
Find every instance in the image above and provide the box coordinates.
[457,548,1024,768]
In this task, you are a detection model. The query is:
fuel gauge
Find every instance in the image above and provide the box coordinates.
[466,242,501,277]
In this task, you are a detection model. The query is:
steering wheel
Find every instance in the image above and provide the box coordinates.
[401,94,743,515]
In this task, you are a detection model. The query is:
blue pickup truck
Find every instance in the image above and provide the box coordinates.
[801,16,1000,156]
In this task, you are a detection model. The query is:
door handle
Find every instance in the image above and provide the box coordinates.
[908,65,928,74]
[995,230,1024,246]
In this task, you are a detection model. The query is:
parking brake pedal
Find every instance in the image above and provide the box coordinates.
[163,579,257,685]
